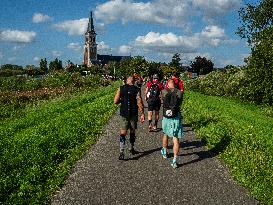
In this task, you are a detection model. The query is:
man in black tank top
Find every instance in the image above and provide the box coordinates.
[114,76,145,160]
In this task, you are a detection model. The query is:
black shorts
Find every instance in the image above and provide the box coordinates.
[147,100,161,111]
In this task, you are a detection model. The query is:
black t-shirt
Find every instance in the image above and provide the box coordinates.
[119,84,140,117]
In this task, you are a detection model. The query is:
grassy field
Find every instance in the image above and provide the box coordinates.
[0,82,120,204]
[183,91,273,204]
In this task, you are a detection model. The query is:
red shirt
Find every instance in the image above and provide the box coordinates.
[165,77,184,93]
[146,79,164,90]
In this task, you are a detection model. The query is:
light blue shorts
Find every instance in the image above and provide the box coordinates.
[162,114,183,138]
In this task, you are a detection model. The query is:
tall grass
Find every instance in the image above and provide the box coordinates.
[0,82,121,204]
[183,91,273,204]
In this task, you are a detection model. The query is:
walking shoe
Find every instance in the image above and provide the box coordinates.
[171,160,178,169]
[118,152,125,160]
[161,148,167,159]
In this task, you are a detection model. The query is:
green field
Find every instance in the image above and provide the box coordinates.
[183,91,273,204]
[0,82,120,204]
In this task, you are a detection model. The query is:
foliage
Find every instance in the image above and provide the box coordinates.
[39,58,48,74]
[183,91,273,204]
[0,82,120,204]
[235,0,273,105]
[169,53,183,74]
[49,58,63,72]
[1,64,23,70]
[190,56,214,75]
[242,37,273,105]
[0,72,109,120]
[185,64,273,105]
[237,0,273,45]
[0,64,25,77]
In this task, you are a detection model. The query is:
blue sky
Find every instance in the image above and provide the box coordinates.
[0,0,256,68]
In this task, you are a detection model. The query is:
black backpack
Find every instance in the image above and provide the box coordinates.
[148,83,160,101]
[163,89,180,118]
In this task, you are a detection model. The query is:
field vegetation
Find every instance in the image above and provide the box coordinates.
[183,90,273,204]
[0,78,120,204]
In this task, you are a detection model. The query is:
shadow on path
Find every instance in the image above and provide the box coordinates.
[129,147,162,160]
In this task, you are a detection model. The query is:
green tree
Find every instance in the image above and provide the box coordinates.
[169,53,182,74]
[190,56,214,75]
[49,58,63,72]
[237,0,273,105]
[237,0,273,45]
[39,58,48,74]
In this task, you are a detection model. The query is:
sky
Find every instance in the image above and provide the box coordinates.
[0,0,257,68]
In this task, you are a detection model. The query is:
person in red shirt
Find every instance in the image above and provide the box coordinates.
[144,74,164,131]
[165,73,184,94]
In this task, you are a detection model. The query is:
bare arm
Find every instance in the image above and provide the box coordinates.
[137,91,144,115]
[144,86,149,101]
[114,88,121,105]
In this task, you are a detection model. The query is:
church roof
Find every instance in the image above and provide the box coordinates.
[96,54,131,64]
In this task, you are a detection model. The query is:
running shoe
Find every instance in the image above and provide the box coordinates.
[118,152,125,160]
[171,160,178,169]
[161,148,167,159]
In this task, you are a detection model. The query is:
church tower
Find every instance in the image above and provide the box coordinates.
[83,11,97,66]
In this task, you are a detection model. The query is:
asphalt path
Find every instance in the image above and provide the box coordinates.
[52,86,259,205]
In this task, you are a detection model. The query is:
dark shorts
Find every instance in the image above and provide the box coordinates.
[147,100,161,111]
[120,116,138,130]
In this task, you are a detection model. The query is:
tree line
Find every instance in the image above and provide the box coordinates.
[0,54,215,78]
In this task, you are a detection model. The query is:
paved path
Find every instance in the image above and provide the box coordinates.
[52,89,259,205]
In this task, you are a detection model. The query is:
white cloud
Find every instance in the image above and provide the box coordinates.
[32,13,52,23]
[133,26,227,54]
[67,42,81,51]
[97,41,111,53]
[95,0,167,25]
[95,0,242,28]
[33,57,40,61]
[192,0,242,22]
[53,18,105,36]
[52,50,62,57]
[0,29,36,43]
[200,26,225,38]
[53,18,88,35]
[118,45,132,54]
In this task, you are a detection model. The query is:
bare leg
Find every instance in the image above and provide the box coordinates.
[148,111,153,129]
[162,134,168,149]
[154,110,160,129]
[161,134,169,158]
[173,137,180,157]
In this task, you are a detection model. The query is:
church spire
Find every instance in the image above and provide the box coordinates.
[88,11,95,33]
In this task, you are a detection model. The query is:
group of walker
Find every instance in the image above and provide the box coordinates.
[114,73,184,168]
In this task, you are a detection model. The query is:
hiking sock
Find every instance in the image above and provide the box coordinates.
[148,120,152,127]
[161,147,167,158]
[119,134,126,153]
[173,156,177,163]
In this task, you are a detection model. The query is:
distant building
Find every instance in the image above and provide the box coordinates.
[83,12,97,67]
[83,11,130,67]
